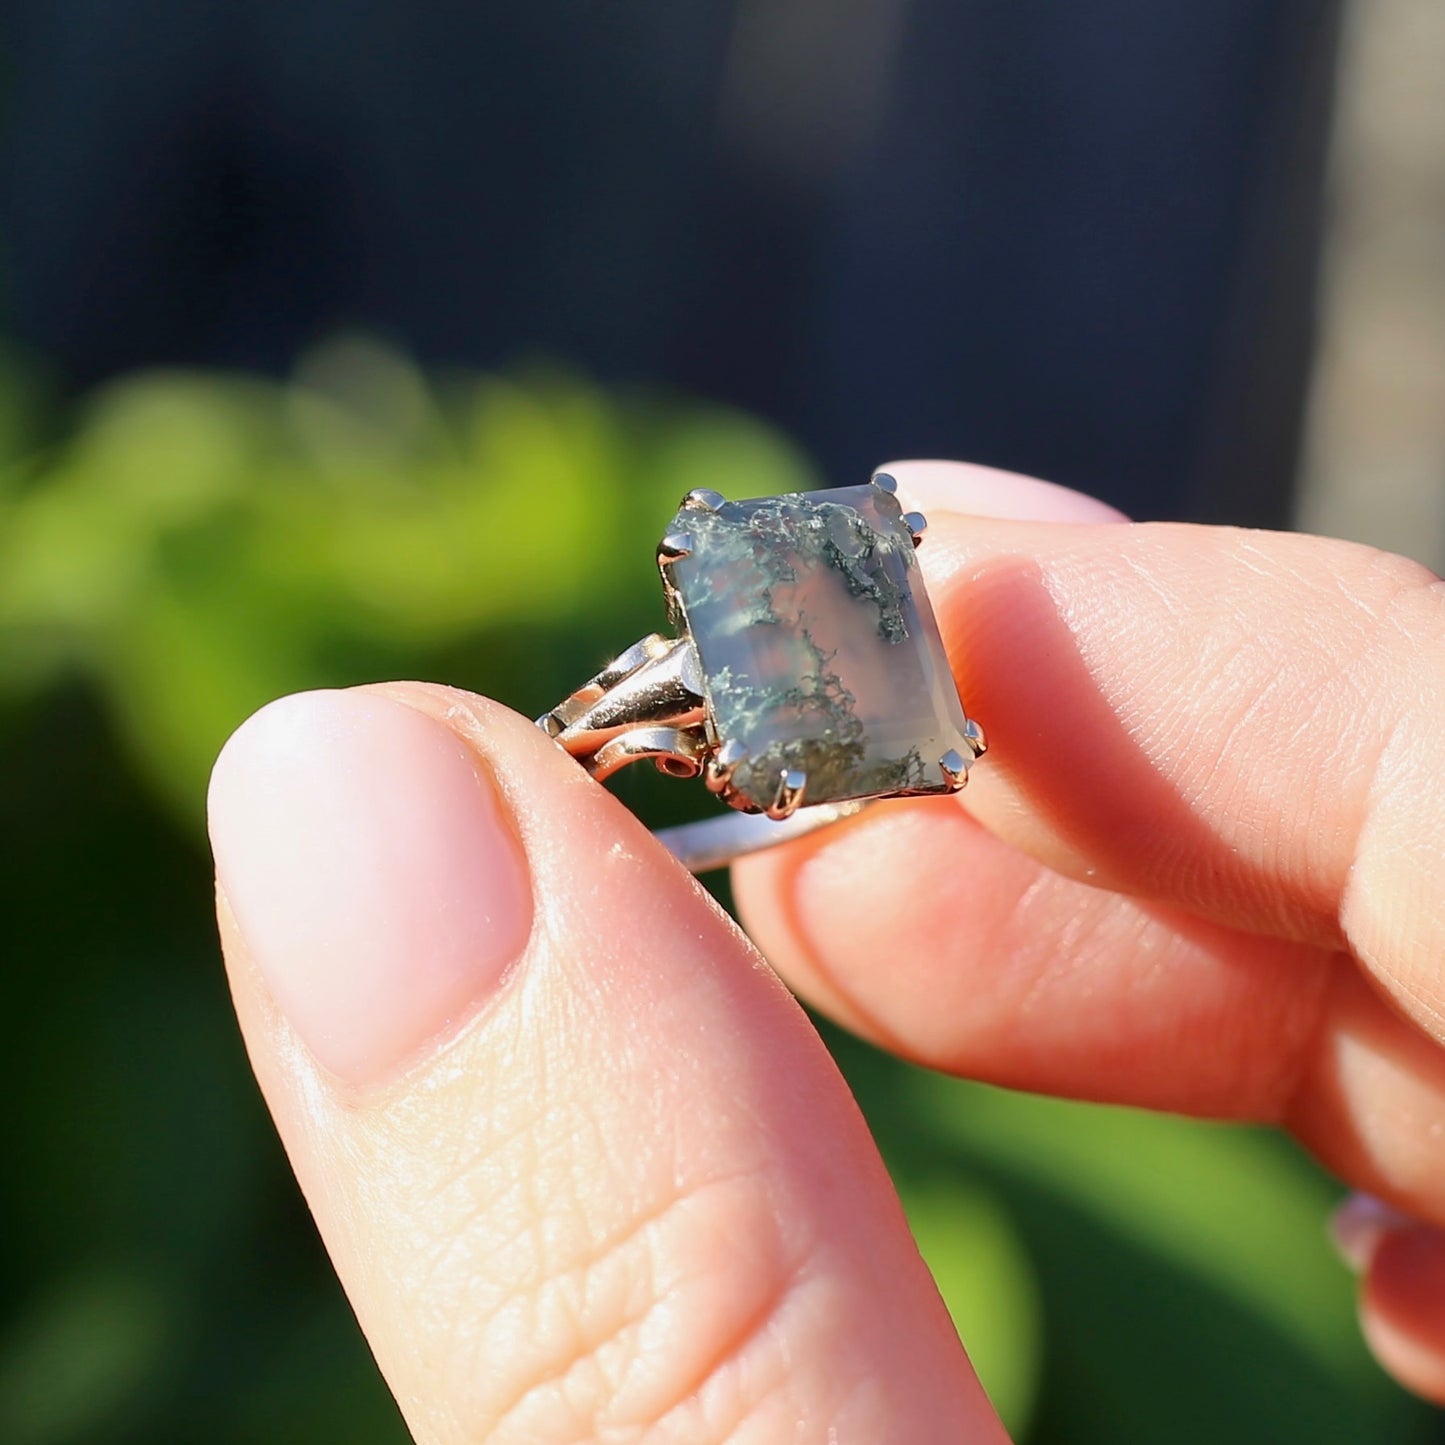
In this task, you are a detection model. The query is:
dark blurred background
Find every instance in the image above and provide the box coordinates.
[3,0,1342,522]
[0,2,1440,1441]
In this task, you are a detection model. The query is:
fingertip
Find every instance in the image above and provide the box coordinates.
[879,459,1130,524]
[207,686,533,1084]
[1360,1223,1445,1405]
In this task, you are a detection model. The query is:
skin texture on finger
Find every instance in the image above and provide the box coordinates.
[736,460,1445,1405]
[738,798,1332,1116]
[733,796,1445,1226]
[1288,967,1445,1228]
[212,684,1002,1445]
[890,502,1445,1035]
[736,462,1445,1215]
[882,458,1130,525]
[1332,1198,1445,1403]
[1361,1226,1445,1405]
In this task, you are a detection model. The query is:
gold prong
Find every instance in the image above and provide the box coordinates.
[766,768,807,820]
[705,738,747,794]
[872,471,899,495]
[682,487,726,511]
[658,531,693,561]
[963,717,987,757]
[939,748,970,790]
[902,510,927,547]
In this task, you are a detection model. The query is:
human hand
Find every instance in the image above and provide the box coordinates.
[207,461,1445,1442]
[734,461,1445,1409]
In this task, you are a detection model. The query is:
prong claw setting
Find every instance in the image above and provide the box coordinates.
[705,738,747,794]
[938,748,970,790]
[682,487,727,512]
[963,717,987,757]
[546,478,985,823]
[767,769,808,820]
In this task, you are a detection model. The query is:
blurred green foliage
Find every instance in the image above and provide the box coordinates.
[0,340,1432,1442]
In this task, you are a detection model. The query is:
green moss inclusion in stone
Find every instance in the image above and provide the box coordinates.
[664,482,971,811]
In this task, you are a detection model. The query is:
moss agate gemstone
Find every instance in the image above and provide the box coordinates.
[664,482,972,812]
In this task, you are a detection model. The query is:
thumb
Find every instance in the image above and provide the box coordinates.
[207,683,1004,1444]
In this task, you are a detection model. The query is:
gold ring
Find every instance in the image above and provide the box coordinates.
[536,472,985,870]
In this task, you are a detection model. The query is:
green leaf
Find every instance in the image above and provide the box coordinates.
[898,1179,1043,1436]
[0,1268,170,1445]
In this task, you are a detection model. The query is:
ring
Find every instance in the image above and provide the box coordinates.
[536,472,986,871]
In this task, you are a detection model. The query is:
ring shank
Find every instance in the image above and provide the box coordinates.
[655,801,870,873]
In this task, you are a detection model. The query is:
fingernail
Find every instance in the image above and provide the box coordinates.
[879,460,1129,524]
[1330,1192,1414,1273]
[208,689,532,1084]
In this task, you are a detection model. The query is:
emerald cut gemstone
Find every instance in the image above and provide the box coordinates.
[662,481,971,812]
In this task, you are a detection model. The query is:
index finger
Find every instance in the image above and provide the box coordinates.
[904,463,1445,1030]
[732,463,1445,1217]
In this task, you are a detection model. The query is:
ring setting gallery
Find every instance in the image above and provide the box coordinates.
[535,472,986,872]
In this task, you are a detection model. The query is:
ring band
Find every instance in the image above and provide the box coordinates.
[653,802,873,873]
[536,473,985,871]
